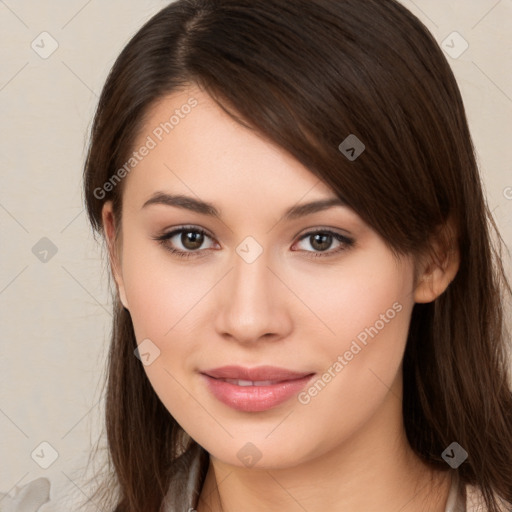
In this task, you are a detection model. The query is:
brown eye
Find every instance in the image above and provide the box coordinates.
[181,230,204,250]
[309,233,334,252]
[293,229,355,258]
[152,226,218,259]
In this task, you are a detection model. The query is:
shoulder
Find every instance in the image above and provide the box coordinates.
[161,442,209,512]
[465,482,511,512]
[445,473,510,512]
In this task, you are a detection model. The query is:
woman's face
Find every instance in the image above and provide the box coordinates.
[103,84,420,469]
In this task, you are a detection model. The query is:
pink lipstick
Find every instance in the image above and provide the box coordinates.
[200,365,315,412]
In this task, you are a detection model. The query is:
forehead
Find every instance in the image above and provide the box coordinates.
[122,85,340,213]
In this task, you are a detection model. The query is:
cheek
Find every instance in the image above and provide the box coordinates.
[287,249,413,353]
[120,241,205,413]
[120,236,206,341]
[290,252,414,420]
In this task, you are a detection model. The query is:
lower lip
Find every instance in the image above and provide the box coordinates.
[201,373,315,412]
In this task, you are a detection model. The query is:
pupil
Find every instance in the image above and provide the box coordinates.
[182,231,203,250]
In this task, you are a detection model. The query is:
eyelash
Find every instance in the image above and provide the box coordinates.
[152,226,355,260]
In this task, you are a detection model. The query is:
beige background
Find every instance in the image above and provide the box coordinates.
[0,0,511,509]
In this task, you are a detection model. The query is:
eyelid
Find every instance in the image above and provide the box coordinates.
[294,225,353,240]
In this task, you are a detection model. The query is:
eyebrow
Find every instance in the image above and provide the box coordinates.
[141,192,346,221]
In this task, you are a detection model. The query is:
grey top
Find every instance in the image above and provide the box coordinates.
[161,444,508,512]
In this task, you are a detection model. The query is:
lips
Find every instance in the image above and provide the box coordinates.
[200,365,315,412]
[201,365,313,383]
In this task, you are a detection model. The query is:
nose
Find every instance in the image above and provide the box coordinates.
[213,248,293,345]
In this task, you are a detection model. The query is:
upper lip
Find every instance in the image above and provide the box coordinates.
[201,365,314,382]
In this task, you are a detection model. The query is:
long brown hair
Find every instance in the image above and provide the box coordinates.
[81,1,512,510]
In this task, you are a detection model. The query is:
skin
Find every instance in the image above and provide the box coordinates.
[102,84,460,512]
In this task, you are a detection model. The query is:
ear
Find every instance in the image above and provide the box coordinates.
[414,219,460,304]
[101,201,129,310]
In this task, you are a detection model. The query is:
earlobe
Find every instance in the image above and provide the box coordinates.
[101,201,129,310]
[413,222,460,304]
